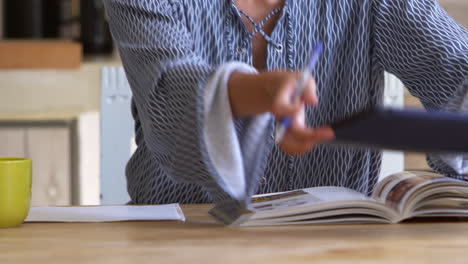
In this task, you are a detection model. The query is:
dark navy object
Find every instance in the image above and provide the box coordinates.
[332,108,468,153]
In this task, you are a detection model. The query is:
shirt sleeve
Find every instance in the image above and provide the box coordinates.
[204,62,273,200]
[427,78,468,177]
[104,0,274,203]
[372,0,468,176]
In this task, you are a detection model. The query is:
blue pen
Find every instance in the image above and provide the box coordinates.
[275,42,323,143]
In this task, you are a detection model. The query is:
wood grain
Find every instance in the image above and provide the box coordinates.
[1,204,468,264]
[0,41,81,69]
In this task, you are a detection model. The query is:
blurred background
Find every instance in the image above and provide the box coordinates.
[0,0,466,207]
[1,0,113,55]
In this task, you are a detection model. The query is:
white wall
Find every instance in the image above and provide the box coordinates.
[78,112,101,205]
[439,0,468,27]
[380,74,405,180]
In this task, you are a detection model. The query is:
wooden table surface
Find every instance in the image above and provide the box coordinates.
[1,204,468,264]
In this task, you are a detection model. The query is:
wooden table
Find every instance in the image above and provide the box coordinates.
[1,204,468,264]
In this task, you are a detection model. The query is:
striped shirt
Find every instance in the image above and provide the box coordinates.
[104,0,468,204]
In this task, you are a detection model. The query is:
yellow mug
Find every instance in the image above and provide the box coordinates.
[0,158,32,228]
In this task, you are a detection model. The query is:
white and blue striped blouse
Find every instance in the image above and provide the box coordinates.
[104,0,468,204]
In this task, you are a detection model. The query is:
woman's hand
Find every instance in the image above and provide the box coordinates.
[228,71,334,155]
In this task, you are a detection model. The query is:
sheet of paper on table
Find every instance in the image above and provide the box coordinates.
[25,204,185,222]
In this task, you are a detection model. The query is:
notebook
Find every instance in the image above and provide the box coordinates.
[25,204,185,222]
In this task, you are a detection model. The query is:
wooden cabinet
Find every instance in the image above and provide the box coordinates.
[0,121,75,206]
[27,127,72,206]
[0,128,26,157]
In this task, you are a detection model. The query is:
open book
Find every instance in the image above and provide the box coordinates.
[210,171,468,226]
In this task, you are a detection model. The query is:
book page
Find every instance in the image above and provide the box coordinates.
[372,171,445,211]
[251,190,315,212]
[372,171,418,200]
[416,197,468,211]
[304,187,374,202]
[251,187,375,212]
[211,187,395,226]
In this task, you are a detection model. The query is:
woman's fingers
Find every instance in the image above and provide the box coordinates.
[271,73,318,118]
[271,75,302,117]
[301,74,318,106]
[279,126,335,155]
[310,126,335,143]
[278,106,334,154]
[265,71,331,155]
[279,129,316,154]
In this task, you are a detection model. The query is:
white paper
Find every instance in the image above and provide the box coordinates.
[24,204,185,222]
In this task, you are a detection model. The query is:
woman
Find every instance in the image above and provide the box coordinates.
[103,0,467,205]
